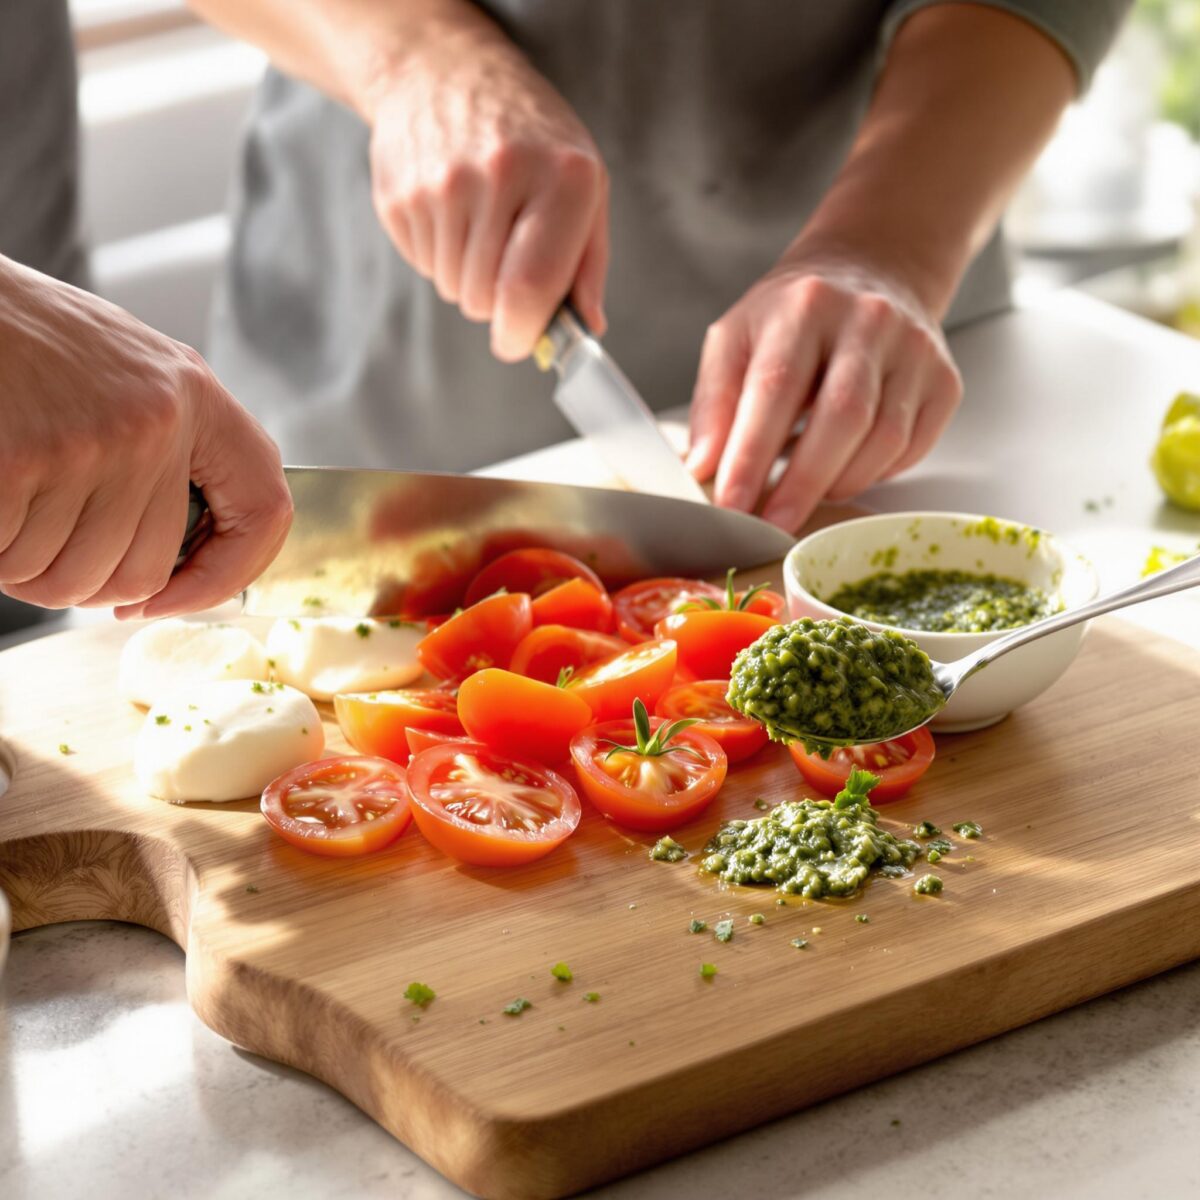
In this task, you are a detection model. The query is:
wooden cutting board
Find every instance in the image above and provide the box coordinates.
[2,616,1199,1199]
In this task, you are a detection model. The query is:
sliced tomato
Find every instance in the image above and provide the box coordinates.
[654,610,778,680]
[509,625,626,685]
[334,688,463,765]
[738,588,786,619]
[530,577,613,632]
[261,756,412,857]
[457,668,594,762]
[788,727,936,804]
[404,726,473,757]
[569,718,727,832]
[567,638,677,721]
[415,592,533,681]
[463,548,603,607]
[406,742,581,866]
[655,679,769,764]
[611,577,725,643]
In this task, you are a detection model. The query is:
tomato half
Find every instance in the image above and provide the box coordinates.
[567,638,677,720]
[738,588,786,619]
[406,742,582,866]
[509,625,626,685]
[569,719,727,832]
[655,679,769,764]
[261,757,412,857]
[654,610,778,680]
[457,668,594,762]
[404,726,473,757]
[334,688,463,764]
[612,577,725,643]
[415,592,533,681]
[788,727,936,803]
[463,548,603,607]
[530,577,613,631]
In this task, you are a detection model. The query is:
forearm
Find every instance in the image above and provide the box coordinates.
[794,2,1076,319]
[185,0,518,122]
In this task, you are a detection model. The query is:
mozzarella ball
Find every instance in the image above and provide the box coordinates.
[266,617,424,701]
[119,619,269,708]
[135,680,324,803]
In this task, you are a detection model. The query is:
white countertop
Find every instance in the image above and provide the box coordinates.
[4,288,1200,1200]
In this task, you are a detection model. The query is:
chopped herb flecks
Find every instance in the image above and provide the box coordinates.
[953,821,983,839]
[913,820,940,839]
[550,962,573,982]
[689,919,707,934]
[714,919,734,943]
[791,938,809,950]
[58,743,72,755]
[855,914,870,924]
[649,835,687,862]
[155,714,170,726]
[355,622,371,639]
[699,963,718,979]
[404,981,436,1008]
[749,913,765,926]
[583,992,600,1003]
[503,997,532,1016]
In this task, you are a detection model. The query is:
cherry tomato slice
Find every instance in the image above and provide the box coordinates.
[404,727,473,757]
[567,638,677,721]
[406,742,581,866]
[654,610,778,680]
[261,756,412,857]
[788,727,936,804]
[530,577,614,632]
[509,625,627,685]
[612,577,725,643]
[416,592,533,681]
[457,668,594,762]
[655,679,769,764]
[569,718,727,832]
[334,688,463,765]
[738,588,786,619]
[463,549,603,607]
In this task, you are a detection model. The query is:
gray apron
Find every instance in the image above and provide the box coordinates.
[206,0,1111,471]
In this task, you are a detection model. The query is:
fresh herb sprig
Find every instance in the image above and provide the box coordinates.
[601,699,701,762]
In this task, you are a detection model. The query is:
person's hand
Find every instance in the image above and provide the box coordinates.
[686,244,962,531]
[366,35,608,360]
[0,258,292,617]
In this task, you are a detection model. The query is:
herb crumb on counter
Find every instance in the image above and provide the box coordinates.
[550,962,573,982]
[404,982,436,1008]
[914,874,944,896]
[649,835,687,862]
[502,998,532,1016]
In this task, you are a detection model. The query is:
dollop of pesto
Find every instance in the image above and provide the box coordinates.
[913,874,944,895]
[727,616,944,754]
[698,768,920,897]
[827,568,1059,633]
[649,835,687,862]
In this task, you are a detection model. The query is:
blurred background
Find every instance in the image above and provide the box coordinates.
[71,0,1200,353]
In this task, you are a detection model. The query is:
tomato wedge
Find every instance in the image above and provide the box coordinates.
[655,679,769,764]
[405,726,473,757]
[334,688,463,764]
[416,592,533,681]
[530,577,613,631]
[457,668,594,762]
[612,577,726,643]
[463,548,603,607]
[569,713,727,832]
[509,625,626,685]
[567,638,677,720]
[261,756,412,857]
[788,727,936,803]
[406,742,581,866]
[654,610,778,680]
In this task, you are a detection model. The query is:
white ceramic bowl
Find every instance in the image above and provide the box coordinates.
[784,511,1099,733]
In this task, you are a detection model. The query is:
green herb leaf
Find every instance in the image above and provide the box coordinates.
[556,665,575,689]
[833,767,879,809]
[404,981,436,1008]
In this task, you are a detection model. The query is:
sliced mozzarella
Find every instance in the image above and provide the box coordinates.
[119,619,269,708]
[266,617,424,701]
[135,680,324,803]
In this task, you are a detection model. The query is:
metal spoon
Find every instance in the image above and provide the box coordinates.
[901,549,1200,738]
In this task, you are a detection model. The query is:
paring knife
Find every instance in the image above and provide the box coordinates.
[181,469,795,618]
[534,306,708,504]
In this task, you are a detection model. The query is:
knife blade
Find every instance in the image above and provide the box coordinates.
[226,468,794,618]
[534,307,708,504]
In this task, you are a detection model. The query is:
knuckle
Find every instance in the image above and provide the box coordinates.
[549,147,603,196]
[432,162,472,205]
[855,293,898,337]
[483,141,521,185]
[790,275,837,313]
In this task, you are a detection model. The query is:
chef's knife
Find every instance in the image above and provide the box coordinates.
[184,469,794,618]
[534,306,708,503]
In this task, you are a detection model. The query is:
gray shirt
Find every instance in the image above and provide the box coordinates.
[203,0,1127,471]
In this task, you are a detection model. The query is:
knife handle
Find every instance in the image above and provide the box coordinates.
[177,483,212,569]
[533,304,590,374]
